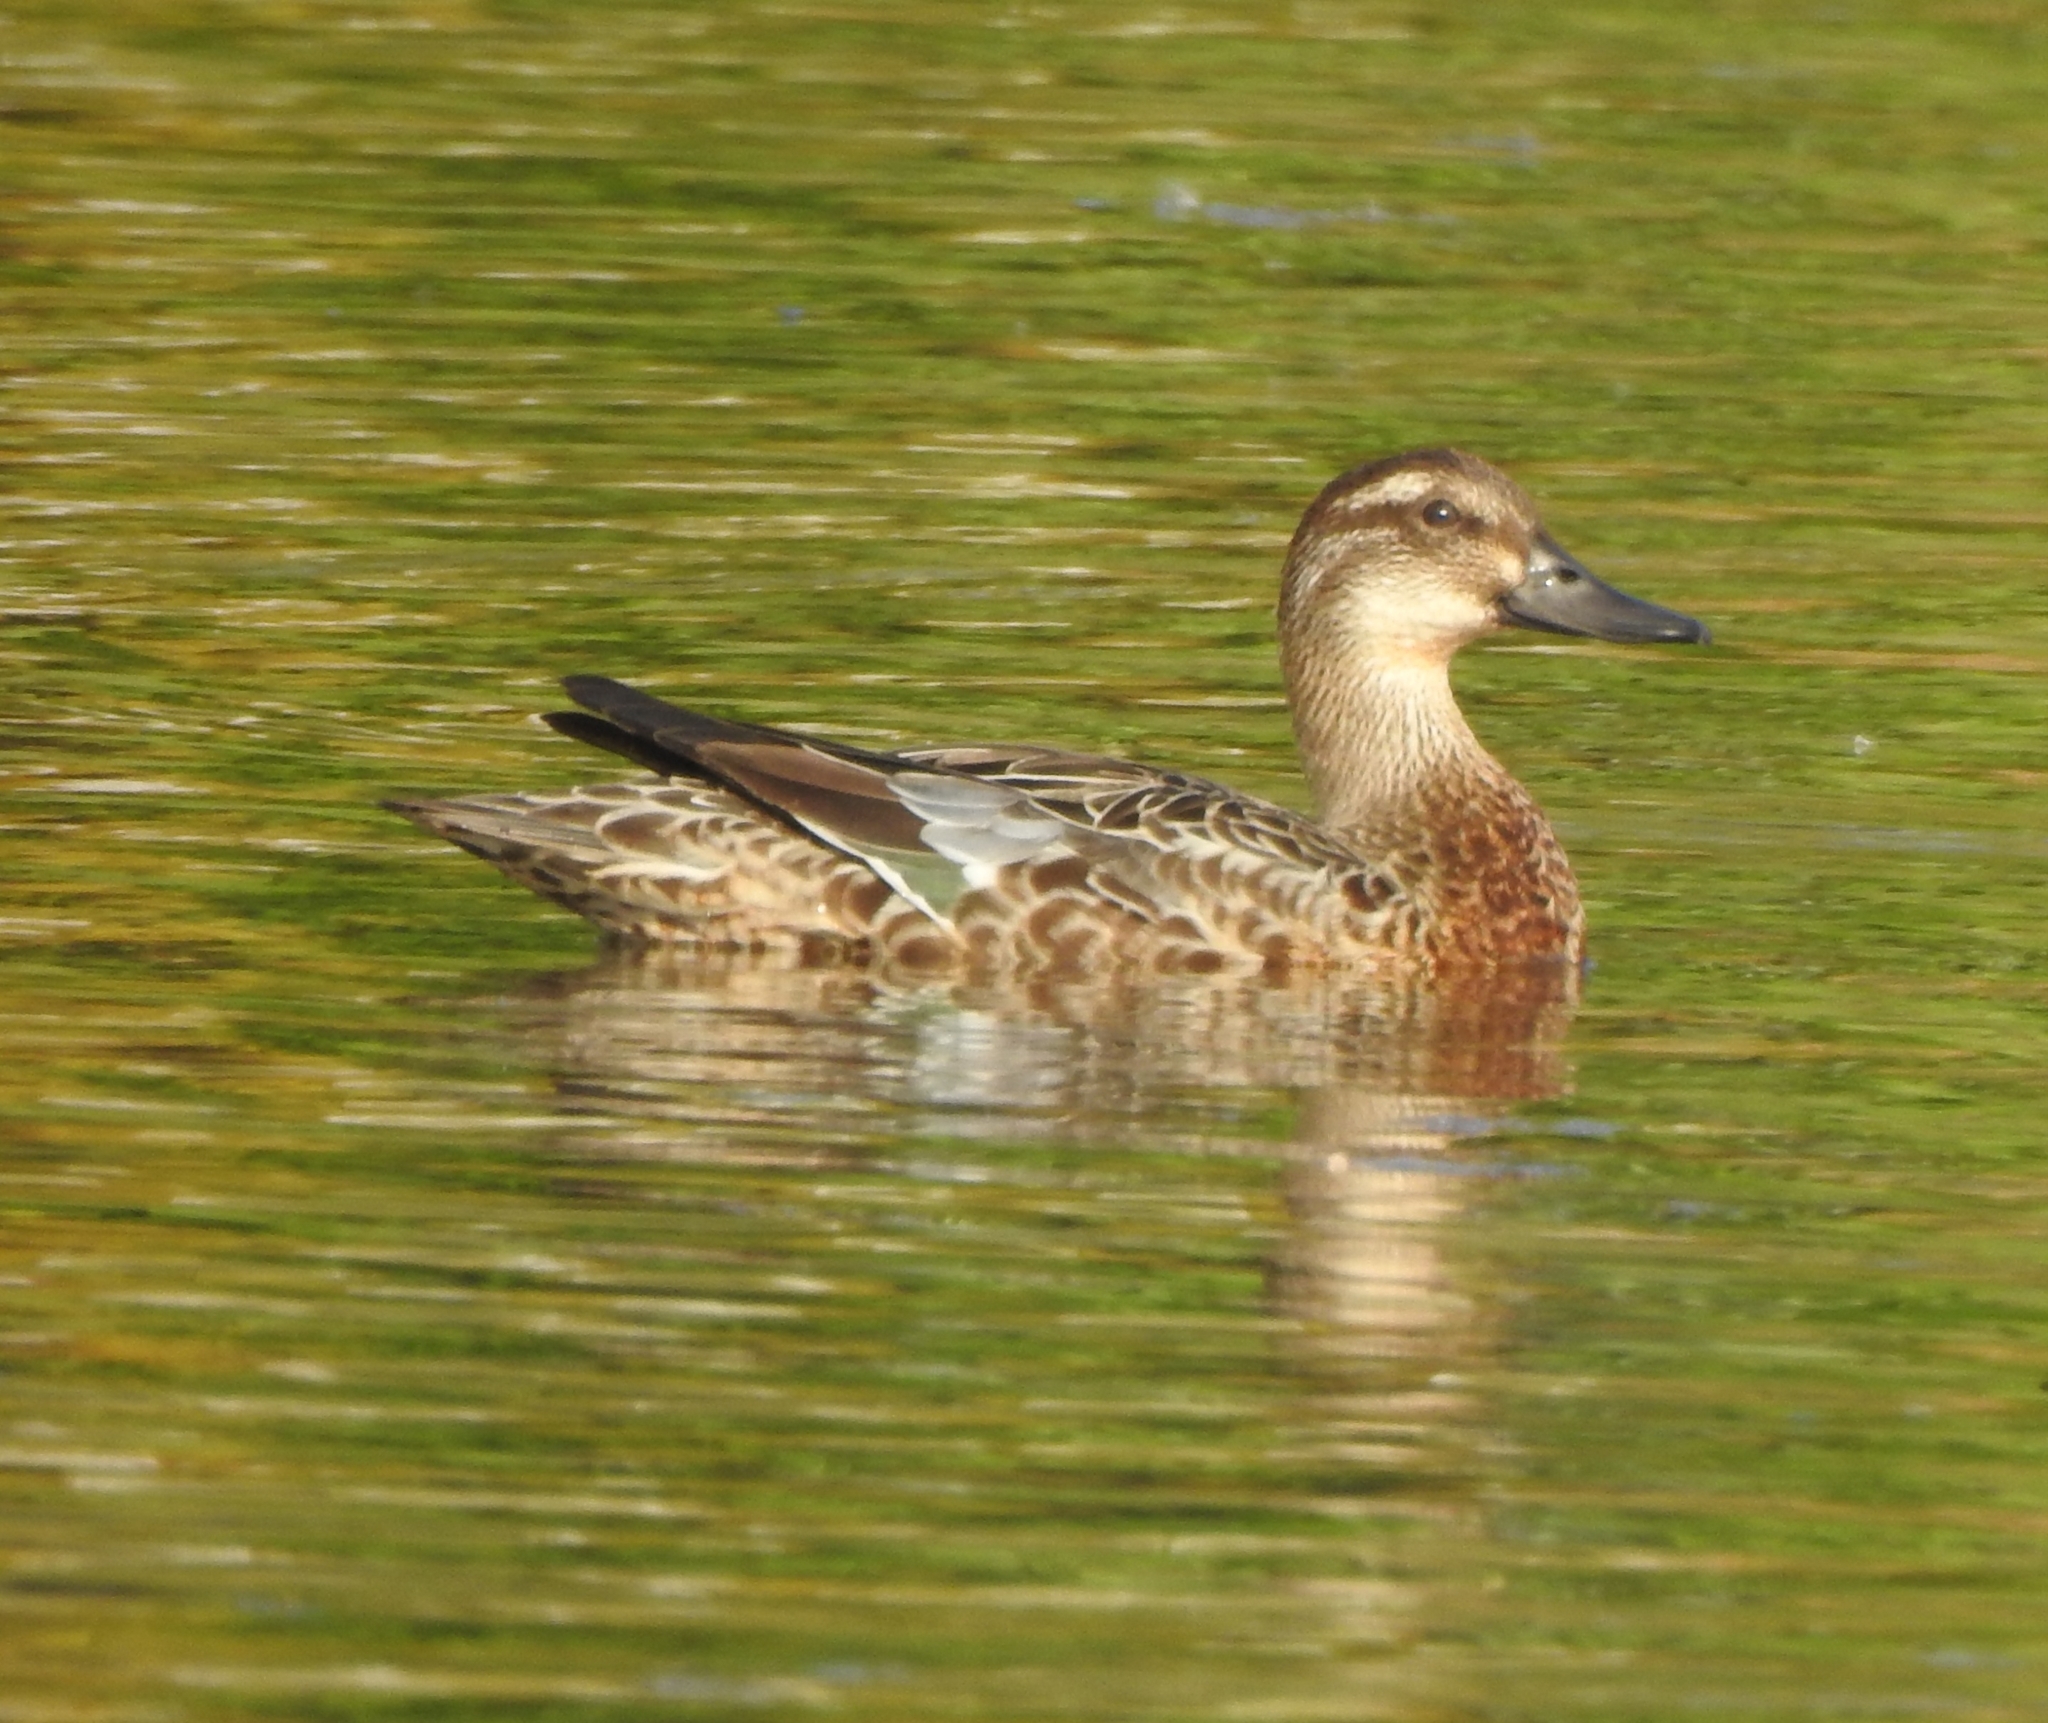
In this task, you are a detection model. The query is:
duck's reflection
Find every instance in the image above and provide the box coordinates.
[525,944,1568,1341]
[529,948,1569,1116]
[510,949,1572,1686]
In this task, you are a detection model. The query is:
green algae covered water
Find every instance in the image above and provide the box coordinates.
[5,3,2048,1717]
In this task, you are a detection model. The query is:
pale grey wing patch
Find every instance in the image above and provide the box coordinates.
[887,770,1070,874]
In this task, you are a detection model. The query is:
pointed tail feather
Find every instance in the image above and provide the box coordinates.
[383,794,611,867]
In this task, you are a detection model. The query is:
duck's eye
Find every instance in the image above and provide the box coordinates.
[1421,499,1458,526]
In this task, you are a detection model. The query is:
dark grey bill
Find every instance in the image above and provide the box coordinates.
[1500,532,1711,645]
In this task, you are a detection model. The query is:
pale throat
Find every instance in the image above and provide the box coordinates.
[1285,642,1514,837]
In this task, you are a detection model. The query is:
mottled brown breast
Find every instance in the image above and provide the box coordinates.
[1393,778,1585,971]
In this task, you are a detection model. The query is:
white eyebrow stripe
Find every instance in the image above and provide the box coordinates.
[1336,469,1440,509]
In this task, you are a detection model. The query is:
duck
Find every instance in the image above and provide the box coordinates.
[387,449,1708,977]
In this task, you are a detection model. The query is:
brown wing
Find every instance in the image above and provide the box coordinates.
[442,678,1418,966]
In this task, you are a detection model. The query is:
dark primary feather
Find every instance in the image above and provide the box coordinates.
[555,675,913,773]
[542,710,702,780]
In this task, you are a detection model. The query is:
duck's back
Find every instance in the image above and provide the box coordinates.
[391,739,1438,976]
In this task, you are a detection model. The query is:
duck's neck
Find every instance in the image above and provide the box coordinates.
[1280,620,1585,966]
[1283,644,1518,840]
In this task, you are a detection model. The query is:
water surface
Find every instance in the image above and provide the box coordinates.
[4,2,2048,1718]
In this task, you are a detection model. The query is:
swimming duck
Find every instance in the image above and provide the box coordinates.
[389,449,1707,976]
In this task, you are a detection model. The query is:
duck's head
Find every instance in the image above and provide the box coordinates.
[1278,448,1710,665]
